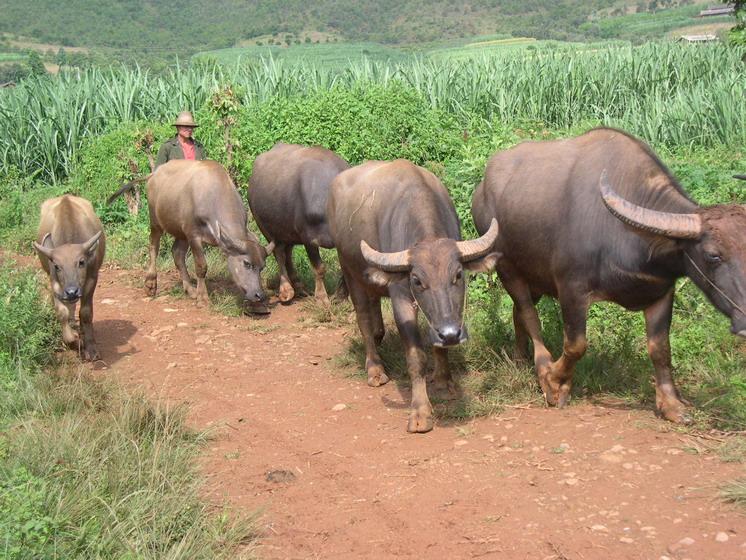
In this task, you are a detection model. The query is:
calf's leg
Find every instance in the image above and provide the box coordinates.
[391,288,432,433]
[172,238,196,297]
[145,226,162,296]
[53,292,78,347]
[304,243,329,304]
[78,275,100,361]
[346,273,388,387]
[645,288,690,424]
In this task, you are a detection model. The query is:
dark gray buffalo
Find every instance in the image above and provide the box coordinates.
[112,160,273,309]
[34,195,105,361]
[249,143,349,303]
[329,159,500,433]
[472,127,746,423]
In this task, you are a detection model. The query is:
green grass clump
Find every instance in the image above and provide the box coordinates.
[0,262,257,559]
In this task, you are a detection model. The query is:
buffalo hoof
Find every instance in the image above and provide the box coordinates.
[196,295,210,308]
[145,276,158,297]
[657,401,692,425]
[315,291,331,306]
[81,345,100,362]
[278,284,295,303]
[366,364,389,387]
[407,410,434,433]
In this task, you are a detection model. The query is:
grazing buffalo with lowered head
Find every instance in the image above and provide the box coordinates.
[113,160,274,310]
[249,143,350,303]
[472,127,746,423]
[34,195,105,361]
[328,159,500,433]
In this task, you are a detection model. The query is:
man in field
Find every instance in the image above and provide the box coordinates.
[155,111,205,168]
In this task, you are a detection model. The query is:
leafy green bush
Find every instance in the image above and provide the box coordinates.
[197,81,462,187]
[66,121,173,221]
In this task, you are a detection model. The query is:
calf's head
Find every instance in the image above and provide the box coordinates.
[214,223,275,304]
[361,219,500,347]
[601,171,746,336]
[33,231,102,303]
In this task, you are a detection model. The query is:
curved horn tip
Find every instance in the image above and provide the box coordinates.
[360,240,411,272]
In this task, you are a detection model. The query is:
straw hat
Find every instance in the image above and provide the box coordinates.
[173,111,198,127]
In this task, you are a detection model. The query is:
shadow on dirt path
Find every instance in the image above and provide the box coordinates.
[87,265,746,560]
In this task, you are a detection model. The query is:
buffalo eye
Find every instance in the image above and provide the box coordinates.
[411,275,423,289]
[454,269,463,283]
[78,259,86,268]
[243,260,253,270]
[704,251,722,265]
[53,263,61,272]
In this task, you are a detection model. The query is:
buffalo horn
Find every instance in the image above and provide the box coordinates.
[82,231,103,253]
[360,241,411,272]
[599,170,701,239]
[456,218,499,262]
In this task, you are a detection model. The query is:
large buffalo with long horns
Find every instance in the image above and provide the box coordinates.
[328,159,500,433]
[472,127,746,423]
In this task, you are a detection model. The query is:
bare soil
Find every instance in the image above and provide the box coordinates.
[89,265,746,559]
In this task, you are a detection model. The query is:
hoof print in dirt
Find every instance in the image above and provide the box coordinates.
[266,469,296,483]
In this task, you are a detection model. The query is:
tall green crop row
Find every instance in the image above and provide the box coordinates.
[0,42,743,184]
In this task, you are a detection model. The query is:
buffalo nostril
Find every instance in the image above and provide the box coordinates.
[437,326,462,345]
[65,287,80,298]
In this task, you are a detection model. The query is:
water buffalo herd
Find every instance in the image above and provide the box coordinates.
[35,127,746,433]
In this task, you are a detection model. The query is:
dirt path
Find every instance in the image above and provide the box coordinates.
[90,265,746,560]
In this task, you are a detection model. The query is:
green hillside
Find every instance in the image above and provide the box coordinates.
[0,0,714,54]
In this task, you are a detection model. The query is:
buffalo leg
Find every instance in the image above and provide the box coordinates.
[189,238,210,306]
[78,275,100,361]
[145,226,163,296]
[432,346,457,399]
[286,246,308,297]
[645,289,690,424]
[545,291,589,408]
[391,288,432,433]
[497,263,554,393]
[172,238,196,297]
[304,243,329,304]
[333,276,349,301]
[273,244,295,303]
[53,293,78,347]
[346,273,389,387]
[369,294,385,345]
[512,304,530,361]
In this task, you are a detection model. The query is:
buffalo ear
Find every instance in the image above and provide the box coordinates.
[364,267,407,288]
[33,233,54,259]
[464,251,501,273]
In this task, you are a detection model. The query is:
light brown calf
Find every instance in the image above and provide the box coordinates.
[33,195,105,361]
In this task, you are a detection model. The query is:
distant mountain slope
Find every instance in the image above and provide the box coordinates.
[0,0,711,54]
